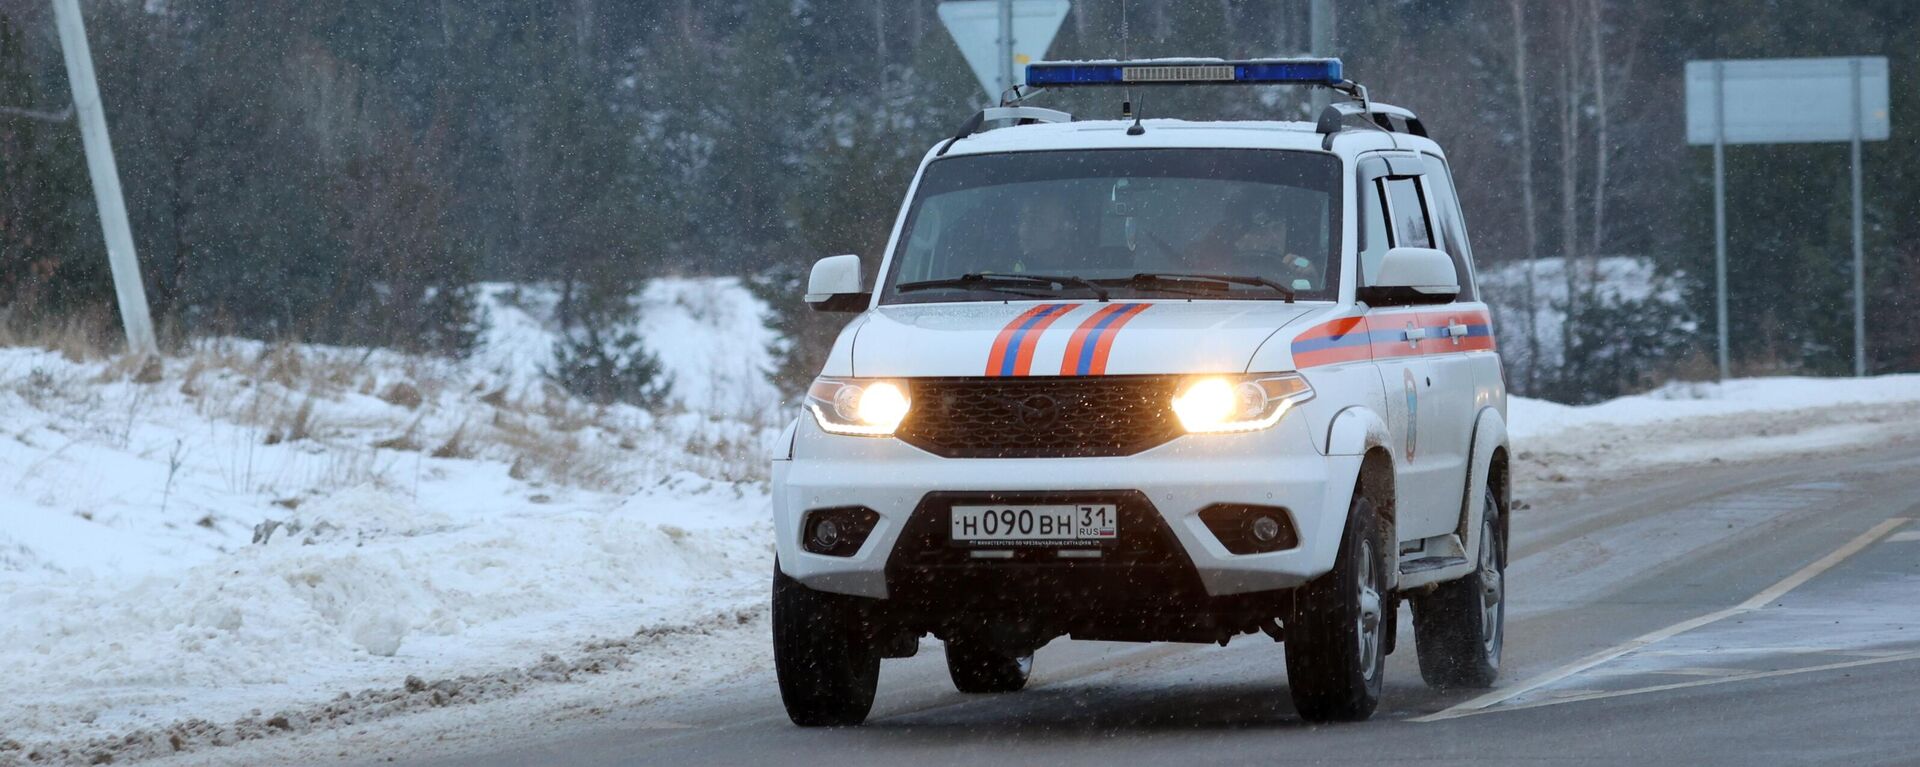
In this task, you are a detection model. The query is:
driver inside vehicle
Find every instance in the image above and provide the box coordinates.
[1008,195,1087,275]
[1180,190,1321,290]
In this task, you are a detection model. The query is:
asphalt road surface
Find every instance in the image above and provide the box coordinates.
[392,445,1920,767]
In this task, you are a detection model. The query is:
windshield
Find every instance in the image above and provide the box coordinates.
[880,149,1343,304]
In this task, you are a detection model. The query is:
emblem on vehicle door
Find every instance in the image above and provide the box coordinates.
[1402,368,1419,462]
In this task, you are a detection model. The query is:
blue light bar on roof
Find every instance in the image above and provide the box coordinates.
[1025,58,1344,88]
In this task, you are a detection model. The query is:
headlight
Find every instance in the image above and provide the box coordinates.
[1171,374,1314,433]
[806,377,911,436]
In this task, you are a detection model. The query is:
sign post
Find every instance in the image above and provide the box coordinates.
[1711,61,1728,381]
[1849,58,1866,378]
[1685,57,1890,379]
[938,0,1070,103]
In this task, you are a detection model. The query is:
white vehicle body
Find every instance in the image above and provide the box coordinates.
[770,59,1511,725]
[773,120,1508,600]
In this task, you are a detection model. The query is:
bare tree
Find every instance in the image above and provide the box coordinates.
[1586,0,1610,261]
[1507,0,1543,392]
[1557,2,1584,376]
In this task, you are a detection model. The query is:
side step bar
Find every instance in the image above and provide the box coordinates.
[1397,533,1473,589]
[1400,556,1468,575]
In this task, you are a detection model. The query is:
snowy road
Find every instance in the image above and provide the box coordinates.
[191,436,1920,766]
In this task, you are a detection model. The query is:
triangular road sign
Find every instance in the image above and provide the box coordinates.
[938,0,1071,103]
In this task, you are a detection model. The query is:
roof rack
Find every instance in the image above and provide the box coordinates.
[937,57,1425,154]
[938,104,1072,156]
[1315,101,1425,138]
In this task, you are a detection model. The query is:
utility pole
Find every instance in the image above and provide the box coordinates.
[997,0,1014,97]
[51,0,157,357]
[1309,0,1335,115]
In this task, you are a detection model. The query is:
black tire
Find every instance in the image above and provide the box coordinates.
[1286,492,1390,722]
[943,635,1032,693]
[772,563,880,726]
[1412,485,1505,689]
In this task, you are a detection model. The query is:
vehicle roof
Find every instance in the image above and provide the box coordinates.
[936,118,1443,160]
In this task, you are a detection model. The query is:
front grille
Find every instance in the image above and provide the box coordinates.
[897,376,1184,458]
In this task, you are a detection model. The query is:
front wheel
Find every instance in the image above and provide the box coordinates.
[772,564,880,726]
[1412,485,1505,689]
[1285,492,1389,722]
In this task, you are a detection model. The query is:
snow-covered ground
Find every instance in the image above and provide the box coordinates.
[469,280,781,418]
[4,280,1918,766]
[1509,374,1920,485]
[1510,374,1920,442]
[1,278,784,764]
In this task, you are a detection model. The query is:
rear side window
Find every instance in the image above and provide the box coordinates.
[1381,177,1433,249]
[1420,156,1479,301]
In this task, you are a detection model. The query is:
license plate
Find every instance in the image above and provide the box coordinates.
[950,504,1118,546]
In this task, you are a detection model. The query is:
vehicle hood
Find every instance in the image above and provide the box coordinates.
[850,300,1326,378]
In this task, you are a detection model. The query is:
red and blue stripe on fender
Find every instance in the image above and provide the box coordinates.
[985,303,1075,376]
[1290,316,1373,368]
[1292,309,1497,369]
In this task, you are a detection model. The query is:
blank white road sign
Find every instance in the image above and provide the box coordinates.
[1686,57,1890,145]
[938,0,1071,101]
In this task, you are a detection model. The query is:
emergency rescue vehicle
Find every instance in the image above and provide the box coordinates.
[770,58,1510,726]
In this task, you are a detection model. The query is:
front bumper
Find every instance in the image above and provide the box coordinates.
[772,410,1364,600]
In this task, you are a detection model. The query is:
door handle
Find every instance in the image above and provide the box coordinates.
[1447,322,1469,344]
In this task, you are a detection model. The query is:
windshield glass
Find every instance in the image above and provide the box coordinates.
[880,149,1342,304]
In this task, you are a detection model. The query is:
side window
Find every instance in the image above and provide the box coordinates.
[1381,177,1434,249]
[1359,178,1391,284]
[1420,156,1479,301]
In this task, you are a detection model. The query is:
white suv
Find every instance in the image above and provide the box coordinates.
[770,59,1509,726]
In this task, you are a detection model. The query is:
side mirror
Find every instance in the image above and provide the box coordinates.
[1357,247,1459,306]
[805,254,869,312]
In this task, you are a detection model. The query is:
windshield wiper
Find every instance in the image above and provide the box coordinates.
[1125,272,1296,303]
[896,272,1109,302]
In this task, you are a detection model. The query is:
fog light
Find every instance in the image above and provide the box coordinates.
[800,507,880,557]
[812,518,842,549]
[1250,515,1282,543]
[1198,503,1298,554]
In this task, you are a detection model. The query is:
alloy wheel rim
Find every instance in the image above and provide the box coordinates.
[1356,538,1382,680]
[1479,496,1504,658]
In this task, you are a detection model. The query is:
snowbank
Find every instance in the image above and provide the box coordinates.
[0,277,783,757]
[1510,374,1920,443]
[470,278,782,418]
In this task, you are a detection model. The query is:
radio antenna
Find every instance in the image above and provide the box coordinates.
[1120,2,1135,123]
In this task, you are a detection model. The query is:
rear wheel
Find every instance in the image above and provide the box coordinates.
[1413,485,1505,689]
[944,635,1033,693]
[772,564,880,726]
[1286,492,1389,722]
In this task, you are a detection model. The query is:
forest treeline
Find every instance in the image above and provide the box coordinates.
[1,0,1914,402]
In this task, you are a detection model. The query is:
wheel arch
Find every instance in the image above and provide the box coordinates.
[1326,405,1393,457]
[1487,444,1509,565]
[1358,446,1397,527]
[1457,407,1510,566]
